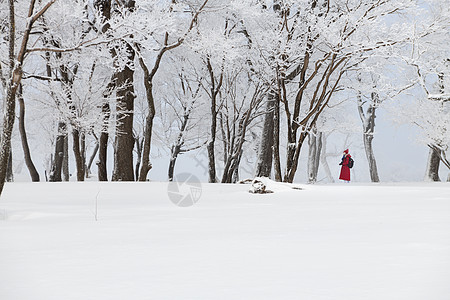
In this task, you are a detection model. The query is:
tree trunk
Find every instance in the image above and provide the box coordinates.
[272,91,282,182]
[221,103,255,183]
[86,142,99,178]
[206,141,217,182]
[284,132,309,183]
[168,108,191,182]
[137,111,154,181]
[363,132,380,182]
[255,94,274,178]
[98,131,109,181]
[98,100,110,181]
[111,0,136,182]
[425,146,441,181]
[222,150,243,183]
[81,133,86,177]
[93,0,112,182]
[307,130,322,183]
[206,116,217,183]
[319,133,335,183]
[72,128,85,181]
[168,145,180,182]
[136,52,156,182]
[135,136,143,181]
[62,134,69,181]
[0,85,17,193]
[6,146,13,182]
[17,85,40,181]
[357,89,380,183]
[0,0,18,194]
[206,58,221,183]
[424,73,445,182]
[49,122,66,182]
[232,153,242,183]
[221,157,233,183]
[112,46,136,181]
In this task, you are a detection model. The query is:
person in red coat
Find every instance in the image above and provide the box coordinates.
[339,149,351,182]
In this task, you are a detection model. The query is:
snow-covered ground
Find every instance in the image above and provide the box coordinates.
[1,181,450,300]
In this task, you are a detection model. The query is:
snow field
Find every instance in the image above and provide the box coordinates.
[1,182,450,300]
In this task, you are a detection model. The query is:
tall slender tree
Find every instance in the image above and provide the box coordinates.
[0,0,57,196]
[136,0,210,181]
[111,0,136,181]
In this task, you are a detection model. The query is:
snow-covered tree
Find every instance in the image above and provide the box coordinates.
[0,0,59,195]
[152,56,207,181]
[231,0,417,182]
[390,0,450,181]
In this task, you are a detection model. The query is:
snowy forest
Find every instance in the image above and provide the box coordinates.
[0,0,449,195]
[2,2,450,299]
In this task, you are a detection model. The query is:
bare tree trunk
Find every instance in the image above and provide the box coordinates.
[98,100,110,181]
[112,47,135,181]
[284,132,309,183]
[86,142,99,178]
[137,107,154,181]
[168,145,180,182]
[72,128,85,181]
[425,146,441,181]
[316,132,323,177]
[98,131,109,181]
[207,130,217,182]
[49,122,66,182]
[222,151,245,184]
[0,0,17,194]
[272,91,282,182]
[255,95,274,178]
[319,133,335,183]
[0,84,17,192]
[81,133,86,177]
[94,0,112,182]
[307,129,322,183]
[62,134,69,181]
[168,158,176,182]
[111,0,136,182]
[206,59,218,183]
[6,146,13,182]
[423,72,446,182]
[136,58,155,182]
[17,85,39,181]
[0,0,18,193]
[135,136,142,181]
[363,132,380,182]
[43,40,71,182]
[168,108,191,181]
[232,152,242,183]
[358,91,380,182]
[205,57,223,183]
[222,121,253,183]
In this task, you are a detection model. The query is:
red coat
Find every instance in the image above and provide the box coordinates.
[339,155,351,181]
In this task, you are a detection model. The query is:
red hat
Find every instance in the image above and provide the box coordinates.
[344,149,349,154]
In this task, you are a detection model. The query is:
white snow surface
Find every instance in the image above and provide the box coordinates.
[1,181,450,300]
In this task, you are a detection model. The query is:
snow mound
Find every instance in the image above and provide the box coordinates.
[248,177,303,194]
